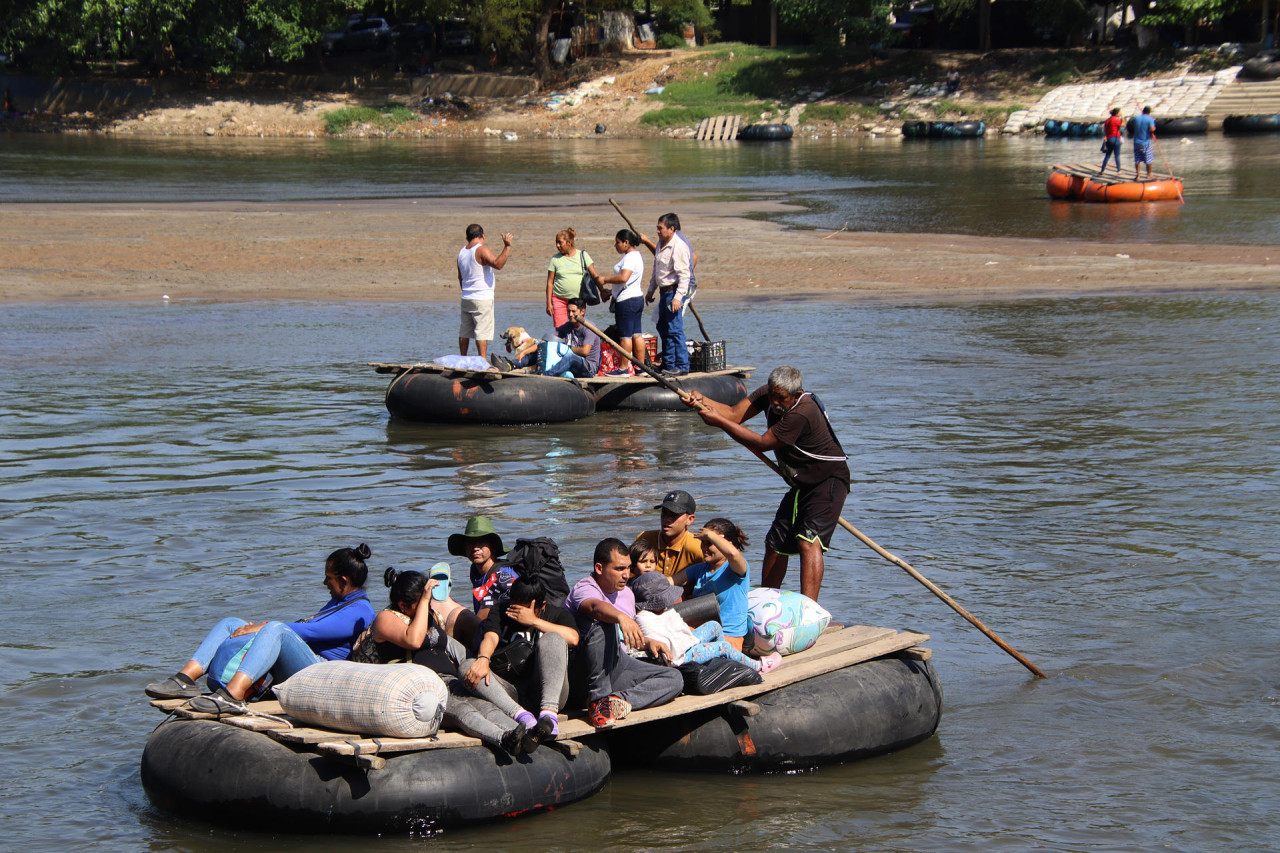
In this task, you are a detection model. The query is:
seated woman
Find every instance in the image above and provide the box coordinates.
[630,571,780,674]
[145,544,377,714]
[670,519,752,650]
[463,576,578,746]
[355,567,533,756]
[422,561,483,652]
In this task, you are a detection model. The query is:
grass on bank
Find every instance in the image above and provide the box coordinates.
[323,104,417,135]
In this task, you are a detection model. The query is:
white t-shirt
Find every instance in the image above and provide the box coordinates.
[636,609,697,665]
[613,250,644,302]
[457,244,495,301]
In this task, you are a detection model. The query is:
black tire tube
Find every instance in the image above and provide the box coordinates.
[1241,57,1280,80]
[593,373,748,412]
[952,120,986,137]
[386,371,596,424]
[141,719,611,833]
[1157,116,1208,134]
[607,656,943,773]
[737,123,793,141]
[1223,114,1280,132]
[901,120,930,138]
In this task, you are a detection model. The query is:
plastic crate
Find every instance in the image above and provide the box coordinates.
[688,340,726,373]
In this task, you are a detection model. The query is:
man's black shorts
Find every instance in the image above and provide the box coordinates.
[764,477,850,555]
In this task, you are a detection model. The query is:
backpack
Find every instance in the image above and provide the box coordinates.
[498,537,570,608]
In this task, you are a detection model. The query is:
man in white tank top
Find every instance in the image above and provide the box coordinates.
[456,223,513,358]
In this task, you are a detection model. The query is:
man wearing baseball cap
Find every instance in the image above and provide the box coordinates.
[631,489,704,591]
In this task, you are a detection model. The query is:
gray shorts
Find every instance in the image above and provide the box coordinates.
[460,298,495,340]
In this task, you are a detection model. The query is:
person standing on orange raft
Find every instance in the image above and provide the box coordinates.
[1099,107,1124,174]
[1132,106,1158,180]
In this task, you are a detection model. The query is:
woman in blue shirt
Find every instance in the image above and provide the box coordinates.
[145,544,377,714]
[671,519,752,648]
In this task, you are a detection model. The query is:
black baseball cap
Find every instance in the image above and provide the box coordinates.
[654,489,695,515]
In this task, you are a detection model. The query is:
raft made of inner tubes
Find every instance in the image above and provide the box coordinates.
[592,371,749,412]
[902,120,985,139]
[737,123,793,141]
[1223,113,1280,133]
[141,719,611,833]
[1047,163,1184,203]
[607,655,941,773]
[1043,119,1103,137]
[384,366,596,425]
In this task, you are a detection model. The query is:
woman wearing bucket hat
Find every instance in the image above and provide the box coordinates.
[449,516,516,620]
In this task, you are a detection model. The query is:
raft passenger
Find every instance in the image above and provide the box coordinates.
[670,518,752,650]
[462,576,578,747]
[595,228,647,368]
[545,228,601,330]
[353,568,534,755]
[449,516,516,621]
[632,489,703,593]
[144,544,377,715]
[630,572,780,673]
[567,538,684,728]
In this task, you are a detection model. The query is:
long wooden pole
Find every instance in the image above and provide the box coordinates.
[608,197,712,341]
[582,318,1048,679]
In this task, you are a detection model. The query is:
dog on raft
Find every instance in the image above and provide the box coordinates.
[500,327,540,362]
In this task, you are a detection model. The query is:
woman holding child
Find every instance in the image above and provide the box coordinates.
[355,567,537,756]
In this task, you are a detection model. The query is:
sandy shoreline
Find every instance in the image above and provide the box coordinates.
[3,194,1275,305]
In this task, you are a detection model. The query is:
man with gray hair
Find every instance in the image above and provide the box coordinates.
[685,366,849,601]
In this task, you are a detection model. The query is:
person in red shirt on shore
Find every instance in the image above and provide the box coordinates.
[1100,107,1125,174]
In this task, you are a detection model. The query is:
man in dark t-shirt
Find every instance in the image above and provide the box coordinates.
[685,365,850,601]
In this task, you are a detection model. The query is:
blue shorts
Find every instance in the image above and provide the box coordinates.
[1134,141,1154,165]
[614,296,644,337]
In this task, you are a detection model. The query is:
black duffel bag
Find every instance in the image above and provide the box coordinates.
[677,657,762,695]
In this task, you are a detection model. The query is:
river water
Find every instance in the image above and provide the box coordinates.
[2,135,1279,850]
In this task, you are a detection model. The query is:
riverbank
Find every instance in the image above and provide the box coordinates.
[2,46,1237,140]
[2,195,1274,305]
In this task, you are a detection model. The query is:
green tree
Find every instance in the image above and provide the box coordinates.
[774,0,894,49]
[1138,0,1245,43]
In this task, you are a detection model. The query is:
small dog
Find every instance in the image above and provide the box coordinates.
[500,326,540,362]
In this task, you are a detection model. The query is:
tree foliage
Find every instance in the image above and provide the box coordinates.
[774,0,894,49]
[1136,0,1244,28]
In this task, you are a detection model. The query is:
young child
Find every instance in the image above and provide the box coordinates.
[671,518,751,649]
[630,572,780,674]
[629,540,658,578]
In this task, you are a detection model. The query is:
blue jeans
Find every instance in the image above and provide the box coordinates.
[193,617,320,686]
[547,351,594,378]
[657,288,688,372]
[1100,136,1122,171]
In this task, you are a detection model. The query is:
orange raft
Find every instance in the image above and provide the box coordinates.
[1047,163,1184,203]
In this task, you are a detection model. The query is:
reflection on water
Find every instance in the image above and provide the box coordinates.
[2,295,1279,851]
[3,133,1278,245]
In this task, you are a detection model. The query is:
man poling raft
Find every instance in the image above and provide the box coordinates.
[580,317,1048,679]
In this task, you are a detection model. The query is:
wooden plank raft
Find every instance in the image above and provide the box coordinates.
[1051,162,1180,185]
[368,361,754,386]
[150,624,929,770]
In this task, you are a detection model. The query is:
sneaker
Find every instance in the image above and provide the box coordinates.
[187,688,247,716]
[513,711,540,753]
[586,697,616,729]
[531,711,559,745]
[145,672,201,700]
[606,695,632,722]
[758,652,783,675]
[602,367,630,377]
[499,721,528,755]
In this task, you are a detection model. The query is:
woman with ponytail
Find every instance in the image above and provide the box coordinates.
[354,567,535,756]
[145,544,377,714]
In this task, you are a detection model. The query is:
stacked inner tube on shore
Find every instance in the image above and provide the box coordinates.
[608,657,941,772]
[902,120,986,139]
[1043,119,1103,137]
[1223,114,1280,133]
[1241,55,1280,80]
[385,369,596,425]
[1126,115,1209,135]
[737,123,793,141]
[141,720,611,833]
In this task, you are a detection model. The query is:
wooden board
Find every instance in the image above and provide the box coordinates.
[368,361,754,384]
[150,625,928,764]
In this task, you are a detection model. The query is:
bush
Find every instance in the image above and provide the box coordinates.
[324,104,417,135]
[656,33,688,49]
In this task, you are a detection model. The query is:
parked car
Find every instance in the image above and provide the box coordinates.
[440,20,474,54]
[322,17,394,56]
